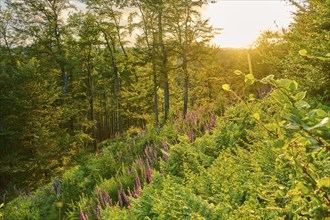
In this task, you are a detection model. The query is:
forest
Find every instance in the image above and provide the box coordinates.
[0,0,329,219]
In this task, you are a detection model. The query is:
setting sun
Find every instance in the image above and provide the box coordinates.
[203,0,296,48]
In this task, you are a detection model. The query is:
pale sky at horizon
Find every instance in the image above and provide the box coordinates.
[72,0,297,48]
[1,0,297,49]
[203,0,297,48]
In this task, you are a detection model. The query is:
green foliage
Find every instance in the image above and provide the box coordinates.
[223,72,330,218]
[3,185,61,220]
[255,0,330,99]
[2,0,330,219]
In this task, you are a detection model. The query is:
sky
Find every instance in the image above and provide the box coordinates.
[1,0,297,49]
[203,0,297,48]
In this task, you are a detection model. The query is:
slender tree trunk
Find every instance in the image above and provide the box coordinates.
[86,52,97,151]
[158,9,169,122]
[141,3,159,127]
[114,63,123,134]
[182,49,189,118]
[152,59,159,127]
[103,91,109,140]
[102,31,123,135]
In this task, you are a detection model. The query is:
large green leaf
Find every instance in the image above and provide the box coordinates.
[222,84,231,91]
[299,49,308,56]
[317,178,330,188]
[244,74,255,85]
[294,91,306,101]
[275,79,298,92]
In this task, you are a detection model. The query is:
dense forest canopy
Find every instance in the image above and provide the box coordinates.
[0,0,329,219]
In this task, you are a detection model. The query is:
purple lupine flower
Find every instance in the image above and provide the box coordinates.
[118,191,123,206]
[188,131,194,142]
[96,187,103,206]
[90,203,95,215]
[142,168,147,180]
[162,141,169,152]
[191,113,196,123]
[135,175,141,189]
[80,210,88,220]
[210,113,216,125]
[122,191,131,207]
[144,147,148,157]
[147,155,153,164]
[153,150,157,158]
[139,157,143,169]
[147,166,152,183]
[162,154,168,162]
[108,198,113,207]
[205,124,211,132]
[119,183,123,193]
[104,191,109,203]
[97,202,101,220]
[134,185,140,196]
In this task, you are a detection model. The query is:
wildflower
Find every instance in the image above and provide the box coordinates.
[122,191,131,207]
[108,198,113,207]
[162,141,169,152]
[97,202,101,220]
[139,158,143,169]
[104,191,109,202]
[95,187,103,205]
[205,124,211,131]
[90,203,95,215]
[162,154,168,162]
[134,185,140,196]
[142,168,147,180]
[147,155,153,164]
[147,166,152,183]
[188,131,194,142]
[135,175,141,189]
[118,191,123,206]
[80,210,88,220]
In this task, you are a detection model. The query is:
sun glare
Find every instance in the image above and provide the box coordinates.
[203,1,296,48]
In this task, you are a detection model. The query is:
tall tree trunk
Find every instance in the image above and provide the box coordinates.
[86,52,97,151]
[102,31,123,135]
[158,9,169,122]
[152,59,159,127]
[114,63,123,134]
[182,48,189,118]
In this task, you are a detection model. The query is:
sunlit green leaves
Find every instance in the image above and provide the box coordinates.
[295,100,311,110]
[244,74,255,85]
[303,117,329,131]
[293,91,306,101]
[252,112,260,121]
[273,139,285,148]
[296,182,312,194]
[275,79,298,92]
[299,49,308,56]
[271,90,290,105]
[222,84,231,91]
[317,178,330,188]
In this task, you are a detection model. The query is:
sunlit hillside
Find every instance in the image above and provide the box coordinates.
[0,0,329,219]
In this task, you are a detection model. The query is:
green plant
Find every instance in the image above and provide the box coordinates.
[222,69,330,218]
